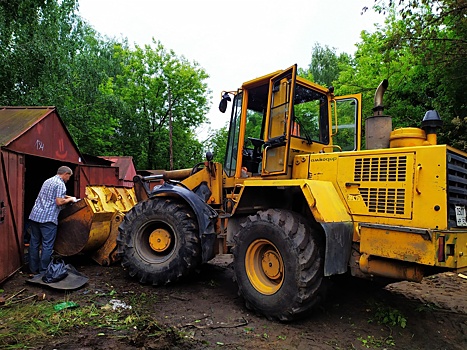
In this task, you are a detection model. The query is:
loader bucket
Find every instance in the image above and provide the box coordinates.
[54,186,137,266]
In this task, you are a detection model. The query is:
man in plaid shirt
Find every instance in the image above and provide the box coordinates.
[28,166,77,275]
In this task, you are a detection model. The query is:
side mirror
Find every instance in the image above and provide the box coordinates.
[218,92,231,113]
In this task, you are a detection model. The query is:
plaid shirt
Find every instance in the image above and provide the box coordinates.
[29,175,67,225]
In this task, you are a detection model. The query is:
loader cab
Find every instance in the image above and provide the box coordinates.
[221,64,361,180]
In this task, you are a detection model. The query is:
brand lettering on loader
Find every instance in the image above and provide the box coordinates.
[310,157,337,162]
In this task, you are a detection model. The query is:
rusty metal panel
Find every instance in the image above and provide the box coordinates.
[54,199,94,256]
[2,107,82,164]
[76,165,120,198]
[0,150,24,283]
[100,156,136,188]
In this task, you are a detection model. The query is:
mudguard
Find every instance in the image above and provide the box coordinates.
[151,182,218,263]
[300,180,353,276]
[236,179,353,276]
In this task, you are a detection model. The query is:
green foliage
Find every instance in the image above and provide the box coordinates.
[245,110,263,142]
[2,0,467,171]
[415,302,440,312]
[204,125,229,163]
[61,37,129,156]
[299,43,354,89]
[296,2,466,154]
[358,334,396,348]
[356,1,467,149]
[305,43,352,88]
[0,0,81,105]
[105,40,210,169]
[0,1,211,170]
[332,98,359,151]
[368,302,407,328]
[170,125,205,170]
[0,0,129,159]
[0,292,178,348]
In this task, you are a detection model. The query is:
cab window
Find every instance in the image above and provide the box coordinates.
[292,84,329,144]
[331,97,359,151]
[224,92,243,177]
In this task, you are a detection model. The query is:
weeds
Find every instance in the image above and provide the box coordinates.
[243,327,254,334]
[368,302,407,329]
[0,292,163,349]
[359,301,407,348]
[358,335,395,348]
[415,303,439,312]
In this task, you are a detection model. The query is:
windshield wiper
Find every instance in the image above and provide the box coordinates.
[293,117,313,145]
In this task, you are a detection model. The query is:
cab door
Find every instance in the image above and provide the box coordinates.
[331,94,362,151]
[262,65,297,175]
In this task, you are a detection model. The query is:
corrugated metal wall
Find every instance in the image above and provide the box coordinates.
[0,151,25,282]
[76,165,120,198]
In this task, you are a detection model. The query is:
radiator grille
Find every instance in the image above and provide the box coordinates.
[354,156,407,182]
[355,155,408,216]
[359,188,406,214]
[447,151,467,227]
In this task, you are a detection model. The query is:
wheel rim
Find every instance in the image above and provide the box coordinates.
[135,221,176,263]
[245,239,284,295]
[149,228,172,252]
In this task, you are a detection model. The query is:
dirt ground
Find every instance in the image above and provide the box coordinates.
[1,254,467,350]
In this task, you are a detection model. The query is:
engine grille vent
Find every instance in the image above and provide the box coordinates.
[447,151,467,227]
[359,188,406,214]
[354,155,408,216]
[354,156,407,182]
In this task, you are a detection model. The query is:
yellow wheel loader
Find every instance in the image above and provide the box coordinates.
[117,65,467,321]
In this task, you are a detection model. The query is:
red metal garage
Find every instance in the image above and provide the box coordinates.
[100,156,137,188]
[0,106,121,283]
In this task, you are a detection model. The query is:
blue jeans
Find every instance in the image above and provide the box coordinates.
[29,221,58,274]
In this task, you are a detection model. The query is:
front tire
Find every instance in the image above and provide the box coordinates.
[232,209,325,321]
[117,197,200,285]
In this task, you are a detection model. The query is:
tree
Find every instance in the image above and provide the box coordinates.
[204,125,229,164]
[0,1,212,168]
[0,0,128,156]
[336,15,432,128]
[106,40,211,169]
[305,43,352,88]
[362,0,467,148]
[60,35,130,156]
[0,0,82,105]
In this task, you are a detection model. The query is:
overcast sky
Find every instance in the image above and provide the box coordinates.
[77,0,384,138]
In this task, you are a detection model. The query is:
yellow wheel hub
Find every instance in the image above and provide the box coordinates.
[245,239,284,295]
[148,228,172,253]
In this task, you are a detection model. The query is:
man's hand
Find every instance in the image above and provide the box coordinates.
[55,196,77,206]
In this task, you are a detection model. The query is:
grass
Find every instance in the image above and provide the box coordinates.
[357,335,396,348]
[0,291,168,349]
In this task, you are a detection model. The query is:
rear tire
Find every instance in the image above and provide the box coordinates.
[117,198,200,285]
[232,209,325,321]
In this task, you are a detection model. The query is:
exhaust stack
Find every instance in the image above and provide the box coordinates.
[365,79,392,149]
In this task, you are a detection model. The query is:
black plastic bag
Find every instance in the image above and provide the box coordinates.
[42,258,68,283]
